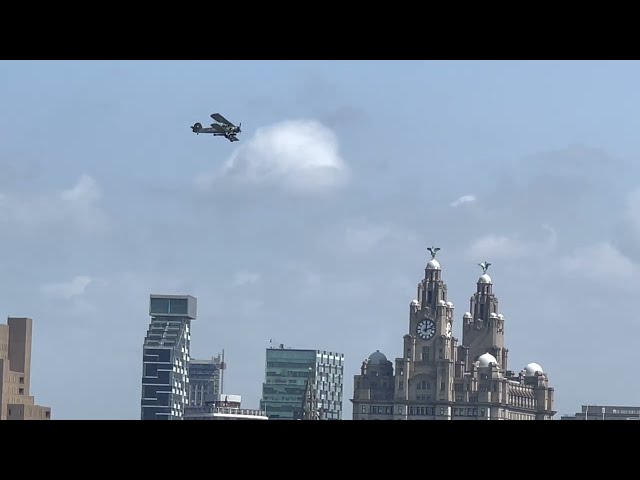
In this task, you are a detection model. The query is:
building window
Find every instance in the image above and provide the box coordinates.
[362,405,366,414]
[421,346,429,361]
[398,406,403,414]
[440,382,445,390]
[439,407,444,415]
[439,349,443,359]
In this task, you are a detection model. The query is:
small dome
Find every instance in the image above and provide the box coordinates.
[478,273,492,284]
[524,362,543,376]
[426,259,441,270]
[438,300,446,306]
[446,301,454,308]
[478,352,498,368]
[463,312,472,319]
[410,299,419,306]
[368,350,388,365]
[490,312,498,318]
[497,314,504,320]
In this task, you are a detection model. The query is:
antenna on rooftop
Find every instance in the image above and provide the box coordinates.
[219,349,226,395]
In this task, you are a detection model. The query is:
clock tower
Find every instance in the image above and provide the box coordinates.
[394,247,456,418]
[462,262,509,372]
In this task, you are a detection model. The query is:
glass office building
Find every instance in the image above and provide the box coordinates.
[141,294,197,420]
[260,346,344,420]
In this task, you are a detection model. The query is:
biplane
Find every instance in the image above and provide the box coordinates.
[191,112,242,142]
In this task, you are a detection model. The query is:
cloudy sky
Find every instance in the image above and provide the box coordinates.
[2,60,640,419]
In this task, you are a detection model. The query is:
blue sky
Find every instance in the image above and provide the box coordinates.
[2,60,640,419]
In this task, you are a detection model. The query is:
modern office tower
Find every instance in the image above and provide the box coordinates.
[141,294,196,420]
[188,353,224,407]
[260,344,344,420]
[0,317,51,420]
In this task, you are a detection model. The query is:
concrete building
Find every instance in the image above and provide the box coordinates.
[184,393,267,420]
[351,249,556,420]
[0,317,51,420]
[141,294,196,420]
[188,354,223,407]
[561,405,640,420]
[260,345,344,420]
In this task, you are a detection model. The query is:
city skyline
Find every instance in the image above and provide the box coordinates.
[3,60,640,418]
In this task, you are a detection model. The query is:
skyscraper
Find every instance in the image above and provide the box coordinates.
[0,317,51,420]
[260,345,344,420]
[141,294,196,420]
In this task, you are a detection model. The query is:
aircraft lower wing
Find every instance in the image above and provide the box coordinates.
[195,127,224,135]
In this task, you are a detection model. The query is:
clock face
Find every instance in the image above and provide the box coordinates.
[417,319,436,340]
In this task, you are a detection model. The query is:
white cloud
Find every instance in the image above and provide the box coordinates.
[194,119,348,195]
[468,234,528,260]
[42,275,94,300]
[60,174,102,203]
[232,271,261,287]
[0,174,109,234]
[468,225,557,261]
[559,242,635,280]
[344,224,394,253]
[342,220,416,254]
[450,194,476,208]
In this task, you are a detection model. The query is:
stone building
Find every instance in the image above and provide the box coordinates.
[0,317,51,420]
[351,249,555,420]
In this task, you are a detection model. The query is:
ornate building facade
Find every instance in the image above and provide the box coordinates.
[351,249,556,420]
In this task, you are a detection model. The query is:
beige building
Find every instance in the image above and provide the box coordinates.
[0,317,51,420]
[351,250,555,420]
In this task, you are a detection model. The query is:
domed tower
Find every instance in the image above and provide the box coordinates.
[351,350,395,419]
[506,362,556,420]
[462,261,509,372]
[394,246,457,418]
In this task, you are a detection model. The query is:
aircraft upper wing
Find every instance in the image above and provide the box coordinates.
[211,112,235,127]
